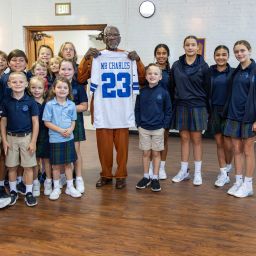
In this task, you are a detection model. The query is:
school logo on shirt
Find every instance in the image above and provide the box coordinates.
[22,105,29,111]
[157,94,162,101]
[72,89,77,95]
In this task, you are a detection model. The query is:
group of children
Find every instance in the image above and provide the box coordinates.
[0,42,88,208]
[0,36,255,209]
[135,38,256,199]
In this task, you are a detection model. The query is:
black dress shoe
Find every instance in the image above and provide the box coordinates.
[96,177,113,188]
[115,178,126,189]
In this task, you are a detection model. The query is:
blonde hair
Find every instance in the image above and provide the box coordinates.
[8,71,27,81]
[58,42,78,64]
[31,60,48,75]
[28,76,46,98]
[50,56,62,65]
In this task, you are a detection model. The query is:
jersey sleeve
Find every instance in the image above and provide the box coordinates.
[90,57,99,95]
[132,60,139,95]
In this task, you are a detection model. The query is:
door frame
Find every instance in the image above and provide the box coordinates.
[24,24,107,68]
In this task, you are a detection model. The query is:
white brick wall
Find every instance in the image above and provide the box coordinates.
[0,0,255,67]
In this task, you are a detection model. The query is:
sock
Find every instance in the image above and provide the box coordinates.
[0,180,4,186]
[67,179,74,188]
[152,174,158,180]
[60,173,66,179]
[149,161,153,170]
[244,176,253,190]
[9,181,17,192]
[220,167,227,175]
[76,176,83,181]
[181,162,189,172]
[194,161,202,173]
[17,176,22,183]
[235,174,243,184]
[26,184,33,194]
[53,179,60,189]
[226,164,232,173]
[45,178,52,183]
[33,179,39,185]
[144,173,150,179]
[160,161,166,168]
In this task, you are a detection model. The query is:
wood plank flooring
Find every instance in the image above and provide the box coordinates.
[0,131,256,256]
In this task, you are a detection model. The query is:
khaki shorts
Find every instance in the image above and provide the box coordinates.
[138,127,164,151]
[5,134,37,168]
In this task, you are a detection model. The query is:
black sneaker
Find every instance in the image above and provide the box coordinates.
[0,186,10,198]
[17,181,26,195]
[136,177,151,189]
[25,192,37,207]
[151,179,161,192]
[9,190,19,206]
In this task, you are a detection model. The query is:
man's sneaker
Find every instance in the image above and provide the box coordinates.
[32,182,41,197]
[0,186,11,208]
[44,180,52,196]
[59,175,67,189]
[17,181,26,195]
[233,183,253,198]
[9,191,18,206]
[159,167,167,180]
[136,177,151,189]
[227,182,243,196]
[25,192,38,207]
[149,162,153,179]
[151,179,161,192]
[215,171,230,187]
[75,178,85,194]
[193,171,202,186]
[65,186,82,198]
[172,169,190,183]
[49,188,61,200]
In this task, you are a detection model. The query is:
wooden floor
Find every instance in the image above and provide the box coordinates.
[1,131,256,256]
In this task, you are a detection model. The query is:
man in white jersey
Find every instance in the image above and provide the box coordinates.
[78,25,145,189]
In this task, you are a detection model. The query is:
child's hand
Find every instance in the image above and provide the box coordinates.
[59,128,67,137]
[27,142,36,155]
[63,128,72,137]
[3,142,10,156]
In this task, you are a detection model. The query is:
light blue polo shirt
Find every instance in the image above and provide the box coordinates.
[42,97,77,143]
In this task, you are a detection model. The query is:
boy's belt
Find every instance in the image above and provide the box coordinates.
[7,132,30,137]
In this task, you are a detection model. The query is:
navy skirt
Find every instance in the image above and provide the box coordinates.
[73,113,86,142]
[207,106,225,135]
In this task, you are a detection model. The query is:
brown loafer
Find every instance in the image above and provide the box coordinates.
[96,177,113,188]
[115,178,126,189]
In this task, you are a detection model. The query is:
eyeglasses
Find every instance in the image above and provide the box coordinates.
[104,33,120,38]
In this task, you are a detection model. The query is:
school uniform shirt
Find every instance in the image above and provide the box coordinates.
[209,64,234,107]
[171,54,209,107]
[71,79,88,123]
[160,68,171,92]
[1,93,39,133]
[37,101,48,135]
[135,83,172,130]
[227,60,256,122]
[42,98,77,143]
[90,50,139,128]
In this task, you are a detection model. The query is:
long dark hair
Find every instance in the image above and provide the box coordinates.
[154,43,171,74]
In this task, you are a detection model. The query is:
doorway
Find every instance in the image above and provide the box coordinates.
[24,24,107,68]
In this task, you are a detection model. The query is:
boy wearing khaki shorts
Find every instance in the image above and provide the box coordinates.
[0,72,39,207]
[135,64,172,192]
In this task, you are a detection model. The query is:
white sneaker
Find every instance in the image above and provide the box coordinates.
[149,162,153,179]
[49,188,61,200]
[193,171,202,186]
[0,197,11,208]
[44,181,52,196]
[32,182,41,197]
[65,186,82,198]
[172,169,190,183]
[233,183,253,198]
[215,171,230,187]
[159,167,167,180]
[227,182,242,196]
[75,178,85,194]
[226,165,233,174]
[59,175,67,189]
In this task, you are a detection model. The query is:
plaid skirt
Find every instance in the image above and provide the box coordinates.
[36,129,50,158]
[73,114,86,142]
[171,105,208,131]
[223,119,256,139]
[50,139,77,165]
[207,106,225,135]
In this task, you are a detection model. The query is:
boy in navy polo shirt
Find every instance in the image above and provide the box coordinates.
[0,72,39,207]
[135,64,172,192]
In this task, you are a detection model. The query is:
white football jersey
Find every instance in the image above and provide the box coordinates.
[90,50,139,128]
